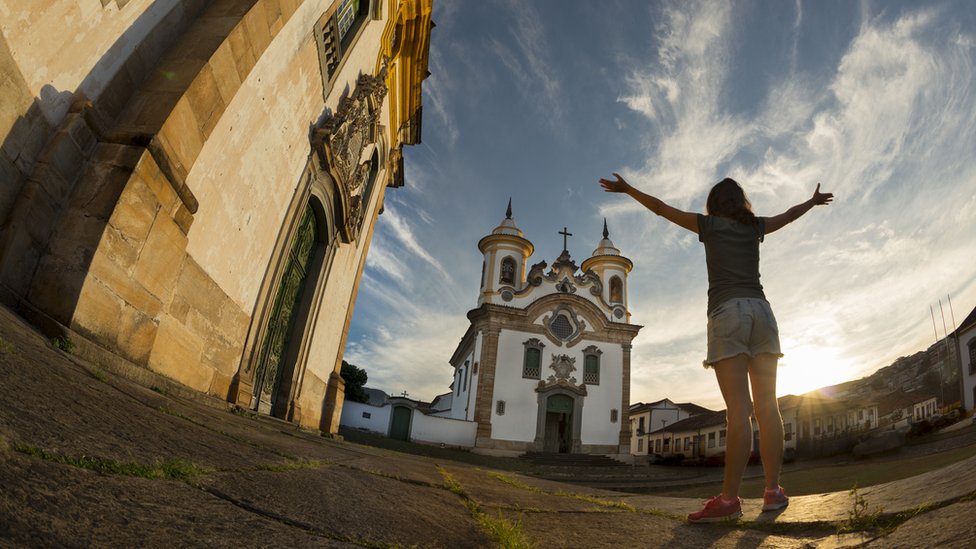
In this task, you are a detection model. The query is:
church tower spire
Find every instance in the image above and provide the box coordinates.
[581,219,633,322]
[476,199,534,306]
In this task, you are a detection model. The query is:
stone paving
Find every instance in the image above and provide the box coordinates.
[2,303,976,548]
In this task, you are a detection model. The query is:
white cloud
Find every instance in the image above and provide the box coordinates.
[613,2,976,405]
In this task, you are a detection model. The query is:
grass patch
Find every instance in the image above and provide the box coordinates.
[488,471,543,493]
[258,459,329,472]
[439,467,534,548]
[553,490,636,512]
[51,336,74,353]
[14,443,204,481]
[90,369,108,382]
[475,509,532,549]
[0,336,14,354]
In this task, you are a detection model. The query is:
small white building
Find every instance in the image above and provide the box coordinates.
[955,305,976,412]
[630,399,713,456]
[647,411,729,460]
[436,205,642,457]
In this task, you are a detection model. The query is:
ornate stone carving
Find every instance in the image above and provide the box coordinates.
[547,354,577,384]
[535,354,587,395]
[555,277,576,294]
[311,67,388,243]
[576,269,604,296]
[526,261,547,286]
[543,305,586,343]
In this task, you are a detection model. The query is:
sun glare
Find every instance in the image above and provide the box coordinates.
[776,343,855,397]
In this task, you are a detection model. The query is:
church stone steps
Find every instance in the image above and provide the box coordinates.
[519,452,629,468]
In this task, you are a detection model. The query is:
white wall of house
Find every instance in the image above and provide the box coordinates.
[959,326,976,412]
[913,397,938,421]
[410,412,478,448]
[340,400,392,435]
[448,333,481,421]
[649,424,732,459]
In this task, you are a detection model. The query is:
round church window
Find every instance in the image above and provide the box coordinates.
[501,290,514,302]
[551,314,574,340]
[613,307,625,319]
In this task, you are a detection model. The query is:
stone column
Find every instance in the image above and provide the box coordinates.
[618,342,633,453]
[474,327,500,447]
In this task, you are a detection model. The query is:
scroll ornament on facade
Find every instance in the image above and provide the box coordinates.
[311,66,389,243]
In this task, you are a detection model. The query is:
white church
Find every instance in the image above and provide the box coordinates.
[341,202,642,457]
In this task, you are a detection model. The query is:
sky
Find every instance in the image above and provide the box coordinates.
[344,0,976,411]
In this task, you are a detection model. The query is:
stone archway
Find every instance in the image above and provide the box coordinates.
[252,202,327,418]
[532,383,585,454]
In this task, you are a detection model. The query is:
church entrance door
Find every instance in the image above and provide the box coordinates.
[253,206,319,418]
[390,406,411,441]
[544,394,574,453]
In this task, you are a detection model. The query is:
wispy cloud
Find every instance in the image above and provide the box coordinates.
[612,1,976,401]
[487,0,564,129]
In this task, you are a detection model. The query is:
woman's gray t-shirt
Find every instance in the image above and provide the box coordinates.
[696,214,767,314]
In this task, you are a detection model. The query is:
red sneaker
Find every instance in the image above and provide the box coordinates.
[762,486,789,511]
[688,495,742,523]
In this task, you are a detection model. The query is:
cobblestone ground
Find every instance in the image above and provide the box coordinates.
[1,304,975,548]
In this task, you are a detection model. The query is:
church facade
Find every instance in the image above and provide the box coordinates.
[440,204,642,456]
[0,0,432,433]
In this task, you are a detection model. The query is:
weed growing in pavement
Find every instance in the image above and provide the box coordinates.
[0,336,14,354]
[90,369,108,382]
[51,336,74,353]
[475,509,532,549]
[487,471,543,492]
[438,466,534,548]
[13,443,204,481]
[258,459,329,472]
[839,484,885,533]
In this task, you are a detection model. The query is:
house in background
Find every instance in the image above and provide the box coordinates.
[646,410,728,461]
[954,305,976,412]
[629,399,713,456]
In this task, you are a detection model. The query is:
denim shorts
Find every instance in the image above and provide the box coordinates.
[703,297,783,368]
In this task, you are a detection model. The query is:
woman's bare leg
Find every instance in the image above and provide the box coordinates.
[749,353,784,491]
[713,354,752,499]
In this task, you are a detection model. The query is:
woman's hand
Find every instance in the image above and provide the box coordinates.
[812,183,833,206]
[599,172,632,193]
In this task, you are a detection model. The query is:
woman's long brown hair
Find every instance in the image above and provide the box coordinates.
[706,178,758,226]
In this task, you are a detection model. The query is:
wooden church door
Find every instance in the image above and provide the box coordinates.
[253,206,319,417]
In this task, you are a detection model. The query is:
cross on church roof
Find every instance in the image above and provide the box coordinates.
[559,227,573,252]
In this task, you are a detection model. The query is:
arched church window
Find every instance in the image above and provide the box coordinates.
[583,345,602,385]
[609,276,623,303]
[480,261,486,288]
[499,256,516,285]
[362,149,380,212]
[522,338,544,379]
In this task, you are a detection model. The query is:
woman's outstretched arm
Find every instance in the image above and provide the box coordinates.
[763,183,834,235]
[599,173,699,233]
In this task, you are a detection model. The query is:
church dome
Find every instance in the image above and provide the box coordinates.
[491,198,523,236]
[591,219,620,257]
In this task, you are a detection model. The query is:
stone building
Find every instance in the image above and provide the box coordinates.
[439,204,642,457]
[0,0,433,432]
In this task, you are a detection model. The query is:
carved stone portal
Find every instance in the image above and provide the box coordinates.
[311,68,388,243]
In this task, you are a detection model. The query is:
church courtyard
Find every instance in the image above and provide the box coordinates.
[2,303,975,548]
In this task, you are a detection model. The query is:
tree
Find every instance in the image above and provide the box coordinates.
[340,360,369,403]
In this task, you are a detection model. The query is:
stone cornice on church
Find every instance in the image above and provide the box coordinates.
[465,294,642,346]
[580,253,633,275]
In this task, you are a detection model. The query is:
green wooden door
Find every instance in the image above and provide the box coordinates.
[254,206,318,413]
[390,406,411,441]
